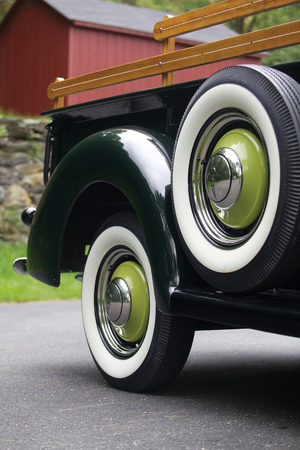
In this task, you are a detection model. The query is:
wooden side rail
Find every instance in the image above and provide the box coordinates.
[153,0,300,41]
[48,0,300,108]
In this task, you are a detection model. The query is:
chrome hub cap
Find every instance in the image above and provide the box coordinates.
[105,278,131,327]
[205,148,243,209]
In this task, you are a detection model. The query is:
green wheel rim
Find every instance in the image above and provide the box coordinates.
[96,246,150,357]
[110,261,149,342]
[191,110,269,247]
[210,128,268,229]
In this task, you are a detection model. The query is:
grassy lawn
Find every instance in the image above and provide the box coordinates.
[0,242,82,303]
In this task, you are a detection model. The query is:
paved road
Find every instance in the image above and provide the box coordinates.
[0,300,300,450]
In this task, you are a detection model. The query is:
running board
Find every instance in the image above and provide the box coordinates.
[170,287,300,338]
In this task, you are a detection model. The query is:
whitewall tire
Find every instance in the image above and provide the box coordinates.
[172,65,300,293]
[82,212,194,392]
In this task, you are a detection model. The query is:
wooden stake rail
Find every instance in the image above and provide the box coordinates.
[48,0,300,108]
[153,0,300,40]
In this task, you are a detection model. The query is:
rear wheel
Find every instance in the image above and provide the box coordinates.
[172,65,300,293]
[82,212,194,392]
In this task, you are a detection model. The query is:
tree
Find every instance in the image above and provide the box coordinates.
[110,0,299,65]
[224,3,300,64]
[0,0,14,22]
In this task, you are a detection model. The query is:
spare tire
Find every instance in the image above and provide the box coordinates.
[172,65,300,293]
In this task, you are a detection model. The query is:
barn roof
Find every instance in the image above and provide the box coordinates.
[43,0,238,44]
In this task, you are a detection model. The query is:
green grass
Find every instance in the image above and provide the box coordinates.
[0,106,50,121]
[0,243,82,303]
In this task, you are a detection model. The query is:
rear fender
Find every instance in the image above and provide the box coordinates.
[27,128,178,313]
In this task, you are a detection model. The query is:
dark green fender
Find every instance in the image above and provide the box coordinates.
[27,127,179,314]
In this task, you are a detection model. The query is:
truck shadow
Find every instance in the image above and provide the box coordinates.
[158,330,300,423]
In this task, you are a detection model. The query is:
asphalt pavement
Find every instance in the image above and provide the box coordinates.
[1,300,300,450]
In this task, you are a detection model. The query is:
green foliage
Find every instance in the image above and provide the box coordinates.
[0,242,82,302]
[259,5,300,65]
[0,106,20,118]
[227,3,300,65]
[251,4,300,31]
[0,106,49,121]
[0,0,14,22]
[28,142,42,158]
[264,44,300,66]
[106,0,300,65]
[0,124,8,137]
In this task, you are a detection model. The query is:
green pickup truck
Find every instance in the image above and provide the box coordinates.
[14,0,300,392]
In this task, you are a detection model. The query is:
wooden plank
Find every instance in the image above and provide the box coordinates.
[162,15,175,86]
[48,20,300,100]
[162,36,175,85]
[54,96,64,109]
[153,0,300,41]
[53,78,65,109]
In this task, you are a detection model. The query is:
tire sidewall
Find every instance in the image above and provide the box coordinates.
[82,224,156,379]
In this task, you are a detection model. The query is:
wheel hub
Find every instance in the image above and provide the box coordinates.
[205,148,243,209]
[191,117,269,246]
[101,260,149,344]
[105,278,131,327]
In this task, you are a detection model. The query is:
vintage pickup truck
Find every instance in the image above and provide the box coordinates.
[14,0,300,392]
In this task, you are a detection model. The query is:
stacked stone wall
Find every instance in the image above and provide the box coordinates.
[0,117,48,244]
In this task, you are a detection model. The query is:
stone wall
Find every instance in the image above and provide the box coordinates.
[0,117,48,244]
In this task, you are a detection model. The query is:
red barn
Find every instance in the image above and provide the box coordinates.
[0,0,263,116]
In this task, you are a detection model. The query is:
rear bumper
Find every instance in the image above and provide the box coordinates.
[13,258,28,276]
